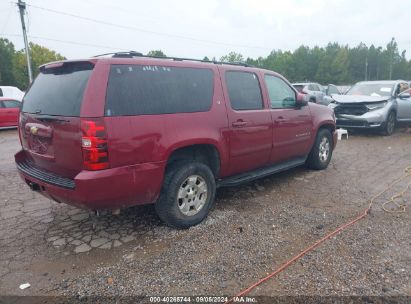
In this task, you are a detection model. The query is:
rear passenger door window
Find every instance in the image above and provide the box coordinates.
[225,71,263,110]
[105,65,214,116]
[264,75,296,108]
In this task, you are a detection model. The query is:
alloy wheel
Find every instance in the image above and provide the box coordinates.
[319,137,330,162]
[177,175,208,216]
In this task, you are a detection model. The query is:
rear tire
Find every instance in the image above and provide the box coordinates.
[155,161,216,229]
[306,129,333,170]
[381,111,396,136]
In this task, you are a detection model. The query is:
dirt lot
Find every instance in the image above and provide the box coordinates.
[0,128,410,302]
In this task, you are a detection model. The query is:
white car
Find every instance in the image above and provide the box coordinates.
[0,86,25,101]
[292,82,325,104]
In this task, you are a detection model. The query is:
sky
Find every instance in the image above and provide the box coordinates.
[1,0,410,60]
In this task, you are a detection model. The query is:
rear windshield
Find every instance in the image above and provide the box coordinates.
[105,65,213,116]
[22,62,94,116]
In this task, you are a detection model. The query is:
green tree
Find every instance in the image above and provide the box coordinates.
[13,42,65,90]
[367,45,383,80]
[261,50,294,80]
[0,38,16,86]
[330,47,350,83]
[315,43,342,83]
[147,50,166,57]
[290,46,312,81]
[246,56,265,68]
[220,51,244,63]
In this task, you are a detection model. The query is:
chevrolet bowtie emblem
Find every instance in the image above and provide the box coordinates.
[30,126,39,135]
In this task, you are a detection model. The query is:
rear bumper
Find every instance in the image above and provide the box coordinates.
[15,150,165,210]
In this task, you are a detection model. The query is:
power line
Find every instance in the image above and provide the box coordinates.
[0,33,130,51]
[27,4,272,51]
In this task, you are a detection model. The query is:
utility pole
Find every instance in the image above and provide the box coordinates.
[17,0,33,84]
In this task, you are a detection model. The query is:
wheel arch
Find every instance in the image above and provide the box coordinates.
[165,142,222,178]
[309,123,336,151]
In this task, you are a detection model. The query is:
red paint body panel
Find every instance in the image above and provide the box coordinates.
[15,57,337,211]
[19,113,84,179]
[0,98,20,127]
[16,150,164,209]
[218,66,273,175]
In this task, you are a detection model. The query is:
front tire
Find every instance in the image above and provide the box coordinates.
[155,161,216,229]
[381,111,396,136]
[306,129,333,170]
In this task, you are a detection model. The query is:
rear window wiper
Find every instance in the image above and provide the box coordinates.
[36,116,70,123]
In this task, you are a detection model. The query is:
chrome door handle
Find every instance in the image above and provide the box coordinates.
[232,121,247,128]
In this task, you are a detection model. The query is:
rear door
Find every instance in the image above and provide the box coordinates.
[263,74,313,163]
[19,61,95,178]
[221,69,272,175]
[2,99,20,126]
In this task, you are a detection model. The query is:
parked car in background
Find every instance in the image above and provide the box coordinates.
[0,86,25,101]
[292,82,326,104]
[15,53,337,228]
[0,97,21,129]
[328,80,411,135]
[322,84,343,105]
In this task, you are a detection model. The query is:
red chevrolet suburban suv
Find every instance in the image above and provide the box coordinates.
[15,52,337,228]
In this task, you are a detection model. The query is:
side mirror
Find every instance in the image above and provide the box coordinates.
[296,93,308,107]
[399,92,411,99]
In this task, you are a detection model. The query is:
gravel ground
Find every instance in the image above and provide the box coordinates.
[0,128,410,303]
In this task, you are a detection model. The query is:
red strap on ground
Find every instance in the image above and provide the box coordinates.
[225,166,411,303]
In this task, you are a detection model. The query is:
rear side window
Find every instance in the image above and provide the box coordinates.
[225,71,263,110]
[22,62,94,116]
[105,65,214,116]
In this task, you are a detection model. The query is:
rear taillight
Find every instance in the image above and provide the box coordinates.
[81,118,109,170]
[18,112,23,145]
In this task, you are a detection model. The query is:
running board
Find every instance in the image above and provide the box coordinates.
[217,157,306,188]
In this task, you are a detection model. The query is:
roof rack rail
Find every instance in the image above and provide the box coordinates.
[92,51,143,58]
[93,51,254,67]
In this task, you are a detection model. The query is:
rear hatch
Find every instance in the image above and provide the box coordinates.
[19,61,95,179]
